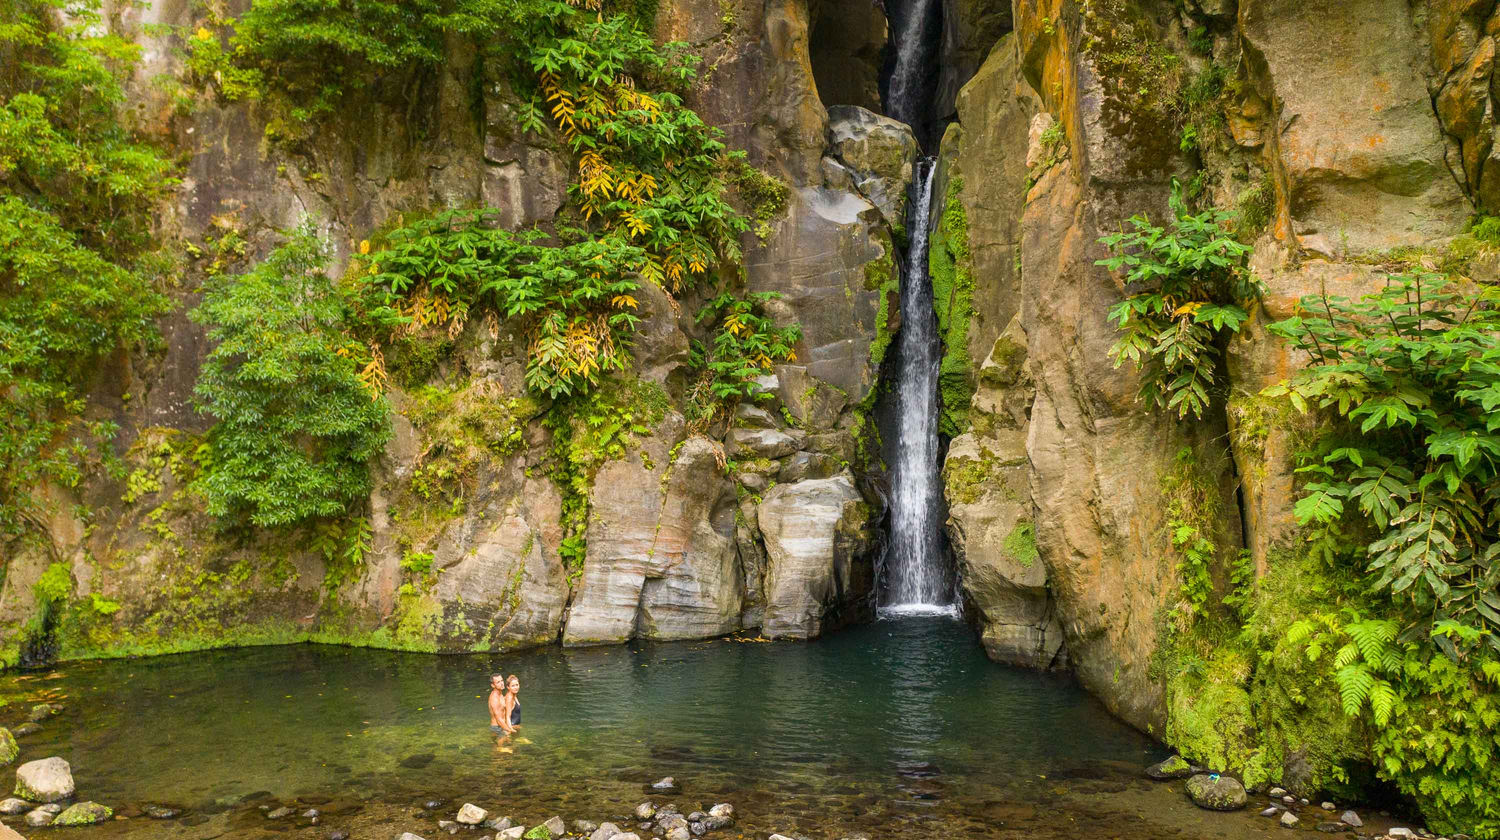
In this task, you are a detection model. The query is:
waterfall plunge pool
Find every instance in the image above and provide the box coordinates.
[0,617,1290,838]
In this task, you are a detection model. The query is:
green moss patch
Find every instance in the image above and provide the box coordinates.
[929,176,975,437]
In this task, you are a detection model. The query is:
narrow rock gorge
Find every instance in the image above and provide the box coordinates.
[3,0,1499,835]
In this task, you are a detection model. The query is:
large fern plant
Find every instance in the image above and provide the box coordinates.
[1266,273,1500,654]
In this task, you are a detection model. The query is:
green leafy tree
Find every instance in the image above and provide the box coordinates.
[1097,180,1259,419]
[0,0,174,536]
[1266,274,1500,652]
[192,224,390,527]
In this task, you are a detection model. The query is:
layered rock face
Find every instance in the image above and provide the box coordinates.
[0,0,907,662]
[937,0,1486,740]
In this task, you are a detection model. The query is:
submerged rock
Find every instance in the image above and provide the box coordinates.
[1261,807,1280,817]
[1316,822,1345,833]
[14,757,73,803]
[144,805,181,819]
[1185,774,1247,811]
[11,724,39,738]
[266,806,293,819]
[396,834,429,840]
[707,804,733,819]
[1145,755,1195,780]
[27,704,61,723]
[55,802,114,826]
[651,777,677,791]
[573,820,598,834]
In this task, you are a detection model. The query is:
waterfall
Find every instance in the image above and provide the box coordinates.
[880,158,955,616]
[885,0,941,145]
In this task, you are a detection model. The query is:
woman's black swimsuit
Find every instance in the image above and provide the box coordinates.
[510,698,521,726]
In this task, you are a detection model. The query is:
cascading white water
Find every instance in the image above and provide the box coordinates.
[885,0,940,135]
[880,158,955,616]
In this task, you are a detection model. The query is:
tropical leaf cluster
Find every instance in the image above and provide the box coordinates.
[1097,179,1259,419]
[686,292,801,428]
[361,210,648,398]
[1266,273,1500,653]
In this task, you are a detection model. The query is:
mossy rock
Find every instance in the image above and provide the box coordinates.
[1146,754,1195,780]
[522,824,553,839]
[1185,774,1246,811]
[54,801,113,825]
[0,728,16,765]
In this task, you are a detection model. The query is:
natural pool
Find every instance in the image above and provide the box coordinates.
[0,616,1293,839]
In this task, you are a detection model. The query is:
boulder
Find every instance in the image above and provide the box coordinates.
[0,729,16,766]
[727,428,801,460]
[1145,755,1196,780]
[745,185,888,403]
[55,802,113,826]
[1238,0,1468,254]
[758,474,876,639]
[826,105,919,227]
[14,757,73,803]
[1185,774,1247,811]
[456,803,487,825]
[564,434,743,645]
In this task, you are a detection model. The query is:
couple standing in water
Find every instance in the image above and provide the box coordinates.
[488,674,522,737]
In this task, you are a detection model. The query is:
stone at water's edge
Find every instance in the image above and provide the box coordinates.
[456,803,487,825]
[758,474,875,639]
[543,815,566,835]
[0,800,24,816]
[1145,754,1196,780]
[0,821,22,840]
[396,834,428,840]
[591,822,623,840]
[1280,811,1300,827]
[1185,774,1247,811]
[14,757,73,803]
[0,730,15,766]
[54,801,113,826]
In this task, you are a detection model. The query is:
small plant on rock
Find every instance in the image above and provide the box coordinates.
[1097,179,1259,419]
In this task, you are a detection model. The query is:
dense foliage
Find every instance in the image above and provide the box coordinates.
[1267,274,1500,651]
[0,0,174,537]
[191,225,391,527]
[362,210,647,398]
[1261,273,1500,835]
[1097,181,1258,419]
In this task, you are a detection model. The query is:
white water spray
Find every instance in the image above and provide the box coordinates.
[880,158,955,617]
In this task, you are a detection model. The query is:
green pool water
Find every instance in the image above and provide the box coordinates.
[0,617,1291,839]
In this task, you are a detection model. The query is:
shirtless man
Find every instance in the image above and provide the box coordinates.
[487,674,509,735]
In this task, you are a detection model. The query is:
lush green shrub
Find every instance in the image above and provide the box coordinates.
[686,292,801,428]
[1261,272,1500,835]
[191,224,391,527]
[361,210,647,398]
[1266,273,1500,651]
[0,0,174,537]
[1097,179,1258,419]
